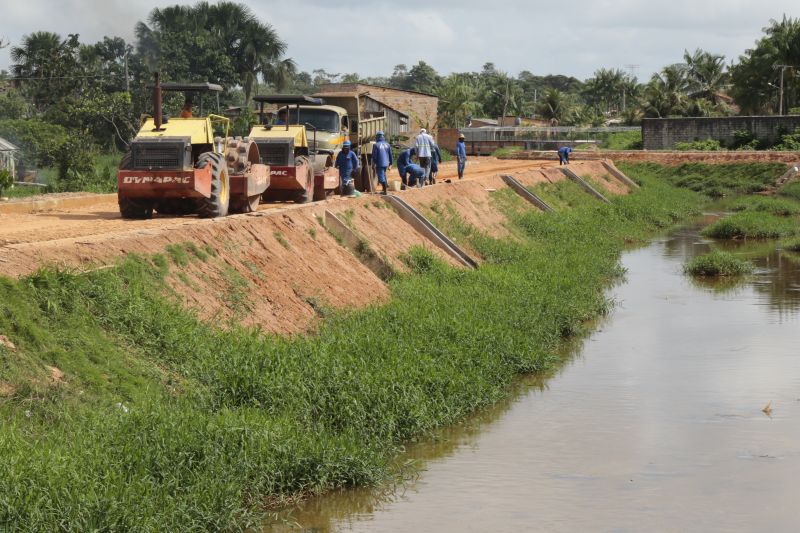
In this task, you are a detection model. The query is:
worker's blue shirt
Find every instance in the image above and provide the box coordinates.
[405,163,425,178]
[397,149,413,172]
[431,146,442,172]
[335,150,360,177]
[371,140,393,168]
[456,141,467,160]
[558,147,572,156]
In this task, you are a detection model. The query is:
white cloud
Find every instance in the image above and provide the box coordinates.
[0,0,796,80]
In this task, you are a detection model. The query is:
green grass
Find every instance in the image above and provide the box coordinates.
[702,212,799,239]
[728,195,800,217]
[0,168,707,531]
[783,237,800,252]
[602,130,642,150]
[617,162,786,198]
[491,146,523,158]
[779,181,800,201]
[684,250,754,277]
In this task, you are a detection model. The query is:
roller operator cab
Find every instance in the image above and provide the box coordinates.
[117,74,269,219]
[249,95,341,203]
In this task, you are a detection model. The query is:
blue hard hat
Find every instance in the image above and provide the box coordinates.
[376,131,384,138]
[343,140,351,147]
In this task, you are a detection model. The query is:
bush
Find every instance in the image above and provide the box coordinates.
[773,128,800,151]
[729,129,762,150]
[684,250,753,277]
[783,237,800,252]
[603,130,643,150]
[779,181,800,201]
[0,118,69,168]
[729,196,800,216]
[675,139,723,151]
[0,168,12,196]
[702,212,798,239]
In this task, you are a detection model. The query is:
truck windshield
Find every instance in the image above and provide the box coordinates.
[287,108,339,132]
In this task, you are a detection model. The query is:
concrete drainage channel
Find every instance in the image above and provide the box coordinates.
[322,164,643,277]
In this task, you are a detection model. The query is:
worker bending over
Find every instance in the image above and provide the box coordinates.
[397,147,416,189]
[558,146,573,166]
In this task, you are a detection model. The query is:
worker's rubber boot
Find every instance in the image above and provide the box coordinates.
[381,183,388,195]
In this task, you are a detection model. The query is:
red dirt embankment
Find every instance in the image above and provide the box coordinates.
[0,159,630,334]
[505,150,800,165]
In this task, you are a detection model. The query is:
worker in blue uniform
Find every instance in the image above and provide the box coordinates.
[456,133,467,179]
[396,147,416,189]
[404,163,426,188]
[335,140,360,196]
[371,131,393,195]
[558,146,573,166]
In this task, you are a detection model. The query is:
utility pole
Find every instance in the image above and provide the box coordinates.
[501,78,510,126]
[124,50,130,94]
[775,65,797,116]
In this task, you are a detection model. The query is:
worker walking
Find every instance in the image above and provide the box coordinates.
[456,133,467,179]
[397,147,416,190]
[335,141,360,196]
[558,145,573,166]
[371,131,393,195]
[415,128,435,185]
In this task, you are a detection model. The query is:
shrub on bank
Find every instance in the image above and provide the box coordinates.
[684,250,753,277]
[702,211,798,239]
[729,196,800,217]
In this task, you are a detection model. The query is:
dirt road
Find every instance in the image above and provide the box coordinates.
[0,158,551,249]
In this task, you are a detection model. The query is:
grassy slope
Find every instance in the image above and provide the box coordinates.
[2,170,705,530]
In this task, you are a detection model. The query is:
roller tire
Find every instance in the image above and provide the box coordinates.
[196,152,230,218]
[293,156,314,204]
[119,197,153,219]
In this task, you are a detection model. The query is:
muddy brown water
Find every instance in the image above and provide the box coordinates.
[266,223,800,532]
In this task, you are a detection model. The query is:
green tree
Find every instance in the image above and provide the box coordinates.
[642,65,689,118]
[730,17,800,114]
[404,61,440,94]
[10,32,83,110]
[684,48,730,105]
[437,74,483,128]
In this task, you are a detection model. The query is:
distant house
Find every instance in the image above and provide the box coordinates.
[0,136,18,179]
[468,118,499,128]
[315,83,438,137]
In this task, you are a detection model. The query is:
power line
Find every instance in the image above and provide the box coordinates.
[4,74,124,81]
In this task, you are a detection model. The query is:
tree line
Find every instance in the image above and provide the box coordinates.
[0,5,798,187]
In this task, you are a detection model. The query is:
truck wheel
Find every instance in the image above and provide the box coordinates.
[196,152,230,218]
[119,197,153,219]
[294,157,314,204]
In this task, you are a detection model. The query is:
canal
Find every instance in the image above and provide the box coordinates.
[267,223,800,532]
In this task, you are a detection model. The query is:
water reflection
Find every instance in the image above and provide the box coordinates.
[265,226,800,533]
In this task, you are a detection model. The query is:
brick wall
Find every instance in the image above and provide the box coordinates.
[642,116,800,150]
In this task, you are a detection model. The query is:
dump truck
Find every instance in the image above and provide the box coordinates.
[251,94,389,195]
[117,74,269,219]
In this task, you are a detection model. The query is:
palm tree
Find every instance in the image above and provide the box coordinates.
[642,65,689,118]
[536,88,572,123]
[684,48,729,104]
[437,74,483,128]
[10,31,63,80]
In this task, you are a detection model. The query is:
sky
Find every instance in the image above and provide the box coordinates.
[0,0,796,81]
